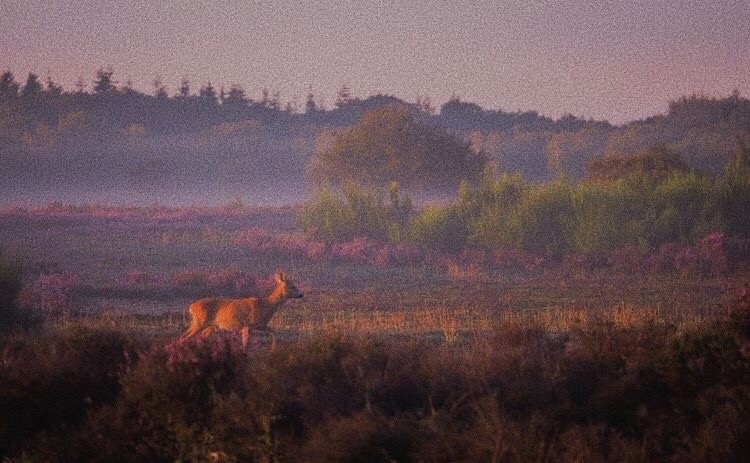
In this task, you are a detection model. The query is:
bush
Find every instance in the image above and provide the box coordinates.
[462,171,525,250]
[0,328,138,457]
[1,316,748,461]
[410,205,468,252]
[0,251,36,333]
[516,179,575,257]
[298,182,412,244]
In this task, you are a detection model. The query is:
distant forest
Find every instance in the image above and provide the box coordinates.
[1,69,749,205]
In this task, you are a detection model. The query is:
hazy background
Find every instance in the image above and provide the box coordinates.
[2,0,748,124]
[1,1,749,207]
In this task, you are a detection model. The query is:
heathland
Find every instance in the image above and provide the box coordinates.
[2,71,750,461]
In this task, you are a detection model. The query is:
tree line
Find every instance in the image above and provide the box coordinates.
[1,68,749,196]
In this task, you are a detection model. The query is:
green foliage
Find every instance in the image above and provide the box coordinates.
[309,105,484,189]
[652,172,723,243]
[572,179,647,253]
[409,205,468,252]
[517,179,575,257]
[720,140,750,237]
[463,170,525,249]
[298,182,412,243]
[586,144,689,182]
[302,145,750,257]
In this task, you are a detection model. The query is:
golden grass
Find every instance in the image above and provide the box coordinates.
[270,301,713,341]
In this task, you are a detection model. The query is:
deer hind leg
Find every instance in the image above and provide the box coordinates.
[241,326,250,347]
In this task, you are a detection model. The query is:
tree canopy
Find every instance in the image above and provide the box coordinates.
[308,105,485,190]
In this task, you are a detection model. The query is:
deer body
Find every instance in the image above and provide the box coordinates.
[180,272,302,346]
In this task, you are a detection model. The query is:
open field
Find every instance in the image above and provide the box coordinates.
[1,204,743,339]
[2,205,750,461]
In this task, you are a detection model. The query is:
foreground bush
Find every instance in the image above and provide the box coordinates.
[2,297,749,461]
[0,327,139,457]
[0,252,37,333]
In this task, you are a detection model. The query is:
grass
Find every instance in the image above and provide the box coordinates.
[1,204,739,348]
[1,203,748,461]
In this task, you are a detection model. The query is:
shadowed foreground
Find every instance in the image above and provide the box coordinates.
[1,292,749,462]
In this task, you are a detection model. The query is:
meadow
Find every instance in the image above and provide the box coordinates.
[1,204,749,461]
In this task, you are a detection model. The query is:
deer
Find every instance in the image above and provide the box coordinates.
[179,271,303,347]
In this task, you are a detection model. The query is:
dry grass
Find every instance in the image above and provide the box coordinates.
[270,301,713,342]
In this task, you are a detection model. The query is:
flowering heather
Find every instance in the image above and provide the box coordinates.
[163,336,245,372]
[233,227,325,258]
[329,237,423,267]
[172,267,258,295]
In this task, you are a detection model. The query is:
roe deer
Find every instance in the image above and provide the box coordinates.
[179,271,303,346]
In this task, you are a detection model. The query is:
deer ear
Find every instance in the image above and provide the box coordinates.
[275,272,285,283]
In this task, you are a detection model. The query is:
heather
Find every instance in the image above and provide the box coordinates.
[1,191,750,460]
[1,296,749,461]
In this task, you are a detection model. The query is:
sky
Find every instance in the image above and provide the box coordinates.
[1,0,748,124]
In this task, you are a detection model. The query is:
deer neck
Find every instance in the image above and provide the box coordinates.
[265,284,287,307]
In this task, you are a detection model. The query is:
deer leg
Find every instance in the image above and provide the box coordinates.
[241,326,250,347]
[179,323,201,342]
[199,326,216,339]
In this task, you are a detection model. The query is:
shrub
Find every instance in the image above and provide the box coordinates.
[298,182,412,244]
[463,171,525,250]
[572,179,645,253]
[0,251,30,333]
[586,144,689,182]
[516,179,575,257]
[410,205,468,252]
[0,328,138,458]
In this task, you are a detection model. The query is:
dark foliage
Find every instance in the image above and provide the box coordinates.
[586,145,689,182]
[0,252,37,333]
[1,296,749,461]
[0,328,140,458]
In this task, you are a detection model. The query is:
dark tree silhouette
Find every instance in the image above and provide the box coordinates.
[152,76,167,98]
[224,84,248,107]
[335,83,352,108]
[93,68,117,95]
[305,85,317,114]
[0,71,19,100]
[45,77,63,97]
[178,78,190,98]
[199,81,218,104]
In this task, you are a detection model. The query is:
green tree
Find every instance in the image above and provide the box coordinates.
[309,105,484,190]
[586,145,688,182]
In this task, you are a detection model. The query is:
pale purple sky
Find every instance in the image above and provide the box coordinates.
[1,0,748,124]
